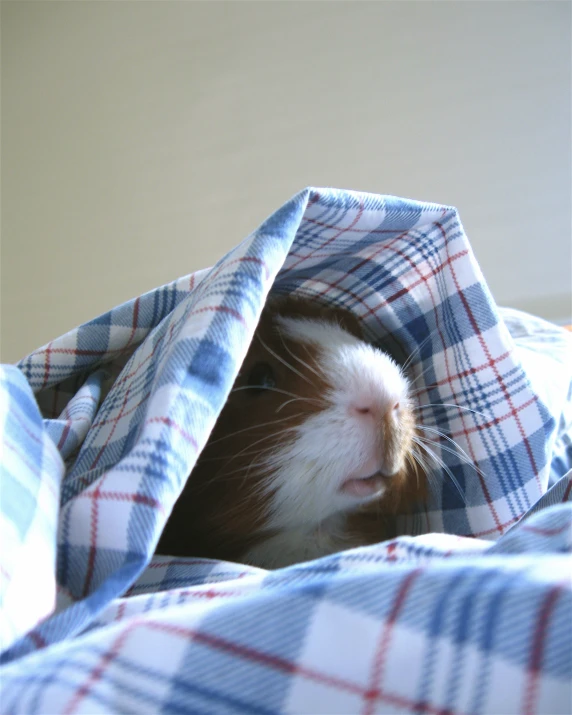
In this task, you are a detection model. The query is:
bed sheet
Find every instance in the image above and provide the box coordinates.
[1,188,571,714]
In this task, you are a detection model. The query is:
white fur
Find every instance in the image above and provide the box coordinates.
[243,514,350,569]
[254,316,411,555]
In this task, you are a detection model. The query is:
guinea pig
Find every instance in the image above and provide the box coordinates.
[157,295,426,569]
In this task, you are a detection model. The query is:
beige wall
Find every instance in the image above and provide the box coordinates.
[1,0,571,364]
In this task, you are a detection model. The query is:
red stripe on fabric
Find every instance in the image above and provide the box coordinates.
[30,264,251,381]
[27,260,259,392]
[103,307,178,407]
[306,276,392,335]
[76,489,164,512]
[445,395,540,440]
[41,341,54,390]
[208,256,271,284]
[472,512,568,541]
[414,349,511,393]
[307,190,321,207]
[115,602,127,622]
[300,230,415,337]
[31,306,148,387]
[36,345,128,358]
[65,393,99,415]
[64,612,474,715]
[366,691,464,715]
[143,618,467,715]
[83,380,135,595]
[523,583,565,715]
[90,391,151,430]
[27,630,48,649]
[57,422,72,451]
[306,231,445,349]
[384,250,469,306]
[438,222,541,497]
[34,336,141,361]
[136,587,241,599]
[145,416,198,450]
[82,474,107,598]
[562,478,572,502]
[362,569,422,715]
[63,624,133,714]
[89,382,134,470]
[187,304,248,327]
[305,216,422,236]
[378,231,503,533]
[287,198,365,272]
[145,620,367,695]
[193,588,242,599]
[521,522,571,537]
[472,515,520,538]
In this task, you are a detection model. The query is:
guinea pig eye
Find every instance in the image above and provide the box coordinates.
[246,362,276,394]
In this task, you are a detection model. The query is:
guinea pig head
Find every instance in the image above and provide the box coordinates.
[157,296,417,561]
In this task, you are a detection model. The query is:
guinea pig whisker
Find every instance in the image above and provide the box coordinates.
[415,425,487,480]
[210,423,302,480]
[221,462,267,487]
[256,334,315,387]
[237,449,287,493]
[405,453,421,491]
[413,403,489,420]
[204,413,304,447]
[199,451,273,463]
[205,427,300,467]
[276,398,298,412]
[275,397,320,413]
[409,448,435,492]
[219,458,272,486]
[407,383,441,399]
[417,435,481,484]
[410,450,442,510]
[412,437,466,502]
[407,361,438,392]
[402,329,438,373]
[186,454,275,499]
[230,385,323,410]
[191,459,269,492]
[276,329,323,382]
[209,477,271,524]
[413,437,458,493]
[231,386,300,398]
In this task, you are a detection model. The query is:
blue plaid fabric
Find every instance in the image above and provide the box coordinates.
[1,188,571,713]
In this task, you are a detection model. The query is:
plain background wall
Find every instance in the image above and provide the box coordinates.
[1,0,571,364]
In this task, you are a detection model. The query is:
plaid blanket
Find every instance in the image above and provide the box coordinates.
[1,188,571,714]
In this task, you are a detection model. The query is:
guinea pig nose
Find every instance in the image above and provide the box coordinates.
[352,401,395,419]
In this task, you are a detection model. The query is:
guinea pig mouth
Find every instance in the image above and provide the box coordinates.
[340,472,387,498]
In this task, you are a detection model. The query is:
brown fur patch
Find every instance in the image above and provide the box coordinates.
[158,295,338,561]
